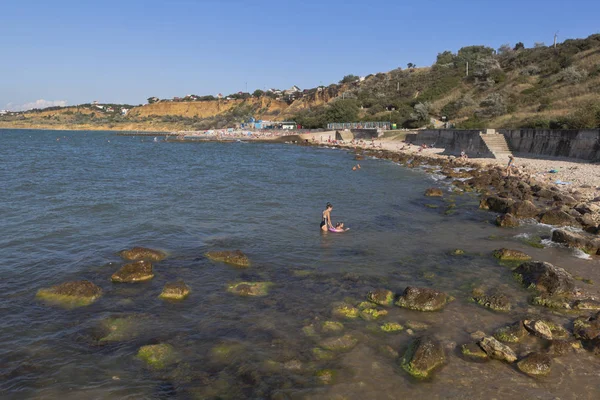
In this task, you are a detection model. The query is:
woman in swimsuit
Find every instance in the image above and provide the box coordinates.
[320,202,334,232]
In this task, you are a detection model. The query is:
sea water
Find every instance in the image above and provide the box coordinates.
[1,129,599,399]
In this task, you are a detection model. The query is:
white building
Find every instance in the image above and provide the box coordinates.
[0,110,8,115]
[121,108,128,115]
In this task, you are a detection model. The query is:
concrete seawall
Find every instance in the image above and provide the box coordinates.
[405,130,493,157]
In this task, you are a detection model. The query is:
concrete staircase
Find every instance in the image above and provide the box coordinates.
[480,133,513,160]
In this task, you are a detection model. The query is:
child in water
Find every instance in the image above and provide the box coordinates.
[329,222,350,232]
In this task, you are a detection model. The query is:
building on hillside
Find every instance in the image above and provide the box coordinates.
[121,108,128,115]
[268,88,282,95]
[284,85,301,96]
[92,100,99,105]
[147,97,160,104]
[0,110,8,115]
[281,121,297,130]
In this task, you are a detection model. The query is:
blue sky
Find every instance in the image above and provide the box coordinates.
[1,0,599,110]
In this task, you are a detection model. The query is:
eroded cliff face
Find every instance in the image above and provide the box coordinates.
[280,86,342,119]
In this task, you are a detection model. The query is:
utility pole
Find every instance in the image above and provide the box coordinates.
[397,82,400,92]
[554,31,559,49]
[466,62,469,77]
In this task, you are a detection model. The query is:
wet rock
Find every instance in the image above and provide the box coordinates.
[395,286,451,312]
[111,260,154,283]
[480,196,515,213]
[312,347,335,360]
[367,288,395,306]
[98,314,147,342]
[524,320,553,340]
[380,322,404,332]
[461,343,489,361]
[530,294,572,310]
[205,250,250,267]
[496,213,520,227]
[478,336,517,363]
[513,261,575,297]
[36,280,102,308]
[332,303,359,319]
[471,288,511,312]
[321,321,344,333]
[507,200,540,218]
[210,342,245,363]
[357,301,376,310]
[316,369,336,385]
[552,229,600,255]
[119,247,166,262]
[159,281,190,300]
[406,321,430,331]
[573,299,600,311]
[539,210,580,227]
[318,334,358,352]
[137,344,176,369]
[545,340,581,357]
[451,249,465,255]
[424,188,443,197]
[573,313,600,340]
[494,321,528,343]
[517,352,552,377]
[359,308,388,320]
[493,248,531,262]
[401,336,446,378]
[227,282,271,297]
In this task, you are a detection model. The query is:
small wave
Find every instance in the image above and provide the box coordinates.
[430,174,447,181]
[513,233,531,239]
[540,239,558,247]
[572,248,592,259]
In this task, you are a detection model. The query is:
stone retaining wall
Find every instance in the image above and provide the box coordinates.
[499,129,600,161]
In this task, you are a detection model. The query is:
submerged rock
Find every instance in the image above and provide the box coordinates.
[513,261,575,297]
[552,229,600,255]
[471,288,511,312]
[36,280,102,308]
[318,334,358,352]
[424,188,443,197]
[573,313,600,340]
[517,352,552,377]
[461,343,489,361]
[395,286,451,312]
[321,321,344,333]
[99,314,146,342]
[573,299,600,311]
[401,336,446,378]
[478,336,517,363]
[496,213,520,227]
[205,250,250,267]
[316,369,336,385]
[493,248,531,262]
[119,247,167,262]
[227,282,271,297]
[159,281,190,300]
[359,308,388,320]
[494,321,528,343]
[332,303,359,319]
[137,344,176,369]
[530,294,572,310]
[111,260,154,283]
[380,322,404,332]
[367,288,395,306]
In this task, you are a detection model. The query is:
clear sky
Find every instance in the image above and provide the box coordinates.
[1,0,599,110]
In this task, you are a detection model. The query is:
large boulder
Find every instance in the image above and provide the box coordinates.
[395,286,451,312]
[479,196,515,213]
[493,248,531,262]
[513,261,575,297]
[517,352,552,377]
[496,213,519,227]
[119,247,166,262]
[159,281,190,300]
[424,188,443,197]
[401,336,446,378]
[507,200,540,218]
[111,260,154,283]
[36,280,102,308]
[205,250,250,267]
[367,288,395,306]
[478,336,517,363]
[539,210,580,227]
[552,229,600,255]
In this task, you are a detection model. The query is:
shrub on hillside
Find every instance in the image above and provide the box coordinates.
[520,64,541,76]
[558,66,588,83]
[477,93,507,118]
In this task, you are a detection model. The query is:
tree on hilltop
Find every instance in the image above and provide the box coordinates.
[514,42,525,50]
[407,63,416,69]
[497,43,512,55]
[252,89,264,98]
[340,74,359,84]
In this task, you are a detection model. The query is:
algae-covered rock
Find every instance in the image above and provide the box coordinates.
[36,280,102,308]
[517,352,552,377]
[381,322,404,332]
[119,247,167,262]
[137,344,176,369]
[395,286,451,312]
[405,320,430,331]
[321,321,344,333]
[451,249,465,256]
[524,320,553,340]
[573,313,600,340]
[496,213,520,227]
[318,334,358,352]
[494,321,528,343]
[530,294,572,310]
[493,248,531,262]
[159,281,190,300]
[312,347,335,360]
[332,303,359,319]
[513,261,575,297]
[401,336,446,378]
[424,188,443,197]
[227,282,271,297]
[205,250,250,267]
[479,196,514,213]
[539,210,580,227]
[210,342,245,363]
[478,336,517,363]
[471,288,511,312]
[357,301,376,310]
[552,229,600,255]
[507,200,540,218]
[367,288,395,306]
[99,314,146,342]
[461,343,489,361]
[111,260,154,283]
[573,299,600,311]
[359,308,388,321]
[546,340,581,357]
[316,369,336,385]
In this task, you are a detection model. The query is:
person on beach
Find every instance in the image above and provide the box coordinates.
[506,155,515,176]
[320,202,335,232]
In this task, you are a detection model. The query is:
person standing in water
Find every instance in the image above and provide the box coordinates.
[320,202,335,232]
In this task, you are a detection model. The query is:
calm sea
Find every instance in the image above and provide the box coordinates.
[1,129,599,399]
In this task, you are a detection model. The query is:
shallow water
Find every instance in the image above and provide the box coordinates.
[1,129,600,399]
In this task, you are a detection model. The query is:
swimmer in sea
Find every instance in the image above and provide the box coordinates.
[330,222,350,232]
[320,202,334,232]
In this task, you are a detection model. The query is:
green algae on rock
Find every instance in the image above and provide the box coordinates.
[36,280,102,308]
[137,343,177,369]
[381,322,404,332]
[316,369,336,385]
[332,303,359,319]
[321,321,344,333]
[471,288,512,312]
[312,347,335,361]
[494,321,528,343]
[573,312,600,340]
[210,342,245,363]
[461,343,489,361]
[424,188,443,197]
[111,260,154,283]
[451,249,465,256]
[159,281,190,300]
[318,334,358,352]
[517,352,552,377]
[227,281,271,297]
[357,301,376,310]
[513,261,575,297]
[395,286,451,312]
[478,336,517,363]
[119,246,167,262]
[367,288,395,306]
[493,248,531,262]
[401,336,446,378]
[359,308,388,321]
[205,250,250,268]
[99,314,147,342]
